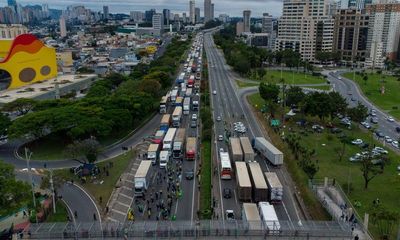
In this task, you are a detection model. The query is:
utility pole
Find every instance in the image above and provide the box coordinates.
[25,147,37,223]
[46,165,56,214]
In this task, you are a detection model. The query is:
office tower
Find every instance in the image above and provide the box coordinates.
[163,9,170,25]
[365,3,400,68]
[204,0,212,22]
[103,6,109,20]
[42,4,49,18]
[211,3,214,19]
[174,14,180,22]
[333,9,369,62]
[182,12,187,23]
[145,9,156,22]
[189,0,196,24]
[195,7,200,23]
[236,22,244,36]
[152,13,163,30]
[243,10,251,32]
[275,0,335,61]
[59,16,67,37]
[262,13,273,34]
[130,11,144,22]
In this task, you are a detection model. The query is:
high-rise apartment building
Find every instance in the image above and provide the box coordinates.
[59,16,67,37]
[0,24,27,39]
[152,13,163,30]
[103,6,109,20]
[243,10,251,33]
[163,9,170,26]
[219,14,230,23]
[7,0,16,7]
[195,8,200,23]
[130,11,144,22]
[145,9,156,22]
[204,0,212,22]
[339,0,373,10]
[365,3,400,68]
[333,9,369,62]
[275,0,334,61]
[189,0,196,24]
[211,3,214,19]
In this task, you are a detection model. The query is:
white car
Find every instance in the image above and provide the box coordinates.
[391,141,399,148]
[385,136,393,143]
[219,148,224,152]
[351,139,363,145]
[218,135,223,141]
[349,153,362,162]
[213,90,217,95]
[373,147,388,154]
[192,114,198,120]
[216,116,221,121]
[387,116,395,122]
[225,210,235,220]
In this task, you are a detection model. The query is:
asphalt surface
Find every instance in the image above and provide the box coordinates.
[204,31,303,223]
[326,70,400,150]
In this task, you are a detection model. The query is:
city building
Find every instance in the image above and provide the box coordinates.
[145,9,156,22]
[211,3,214,19]
[204,0,212,22]
[7,0,17,7]
[59,16,67,37]
[365,3,400,68]
[130,11,144,23]
[182,12,188,23]
[195,7,200,23]
[339,0,373,10]
[0,24,28,39]
[103,6,109,20]
[275,0,335,62]
[152,13,164,31]
[243,10,251,33]
[163,9,170,25]
[56,51,73,73]
[218,14,230,23]
[333,9,369,63]
[236,21,244,36]
[189,0,196,24]
[262,13,275,49]
[242,32,270,47]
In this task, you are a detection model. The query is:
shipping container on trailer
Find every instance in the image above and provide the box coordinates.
[248,162,268,202]
[235,161,252,201]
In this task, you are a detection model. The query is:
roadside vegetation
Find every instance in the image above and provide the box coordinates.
[343,71,400,119]
[45,201,69,222]
[0,37,190,161]
[249,86,400,239]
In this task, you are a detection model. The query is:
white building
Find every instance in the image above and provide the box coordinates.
[243,10,251,33]
[152,13,163,30]
[0,24,28,39]
[204,0,212,22]
[59,16,67,37]
[130,11,144,23]
[189,0,196,24]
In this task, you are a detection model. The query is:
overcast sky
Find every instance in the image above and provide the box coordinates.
[0,0,283,17]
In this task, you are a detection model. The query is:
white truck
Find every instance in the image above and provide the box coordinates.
[264,172,283,203]
[173,128,186,159]
[183,97,191,115]
[159,150,170,168]
[147,144,160,165]
[258,201,280,234]
[172,107,183,127]
[134,160,152,197]
[253,137,283,166]
[170,89,178,102]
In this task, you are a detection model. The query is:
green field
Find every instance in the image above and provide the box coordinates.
[249,93,400,238]
[235,80,258,88]
[307,85,331,91]
[45,201,69,222]
[343,72,400,119]
[263,70,327,85]
[199,141,212,219]
[55,150,134,210]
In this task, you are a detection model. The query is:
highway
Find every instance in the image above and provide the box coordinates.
[204,31,303,223]
[327,70,400,150]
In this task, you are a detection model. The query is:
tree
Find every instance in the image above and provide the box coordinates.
[286,86,305,107]
[137,78,161,97]
[347,102,368,123]
[328,91,348,119]
[259,83,280,103]
[2,98,36,115]
[363,75,368,85]
[64,138,101,163]
[0,113,11,136]
[334,136,350,161]
[370,205,400,239]
[360,152,382,189]
[303,92,332,121]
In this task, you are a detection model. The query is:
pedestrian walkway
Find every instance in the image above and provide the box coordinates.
[0,209,29,232]
[105,142,149,223]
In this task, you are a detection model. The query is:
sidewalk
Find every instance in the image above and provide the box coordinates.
[0,209,29,232]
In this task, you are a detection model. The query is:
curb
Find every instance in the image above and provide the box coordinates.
[72,183,102,226]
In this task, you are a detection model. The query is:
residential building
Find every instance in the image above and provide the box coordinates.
[333,9,369,62]
[145,9,156,22]
[0,24,27,39]
[243,10,251,33]
[275,0,335,62]
[211,3,214,19]
[236,21,244,36]
[60,16,67,37]
[365,3,400,68]
[339,0,373,9]
[130,11,144,22]
[219,14,230,23]
[152,13,163,30]
[195,7,200,23]
[189,0,196,24]
[163,9,170,25]
[262,13,275,49]
[103,6,109,20]
[204,0,212,22]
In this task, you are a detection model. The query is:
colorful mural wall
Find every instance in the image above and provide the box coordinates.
[0,34,57,90]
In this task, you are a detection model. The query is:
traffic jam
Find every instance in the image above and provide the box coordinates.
[133,33,203,221]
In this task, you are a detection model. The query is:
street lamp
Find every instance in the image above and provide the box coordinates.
[25,147,38,223]
[44,163,56,214]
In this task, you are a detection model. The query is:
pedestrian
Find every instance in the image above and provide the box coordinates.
[74,210,78,218]
[155,192,158,200]
[23,210,27,218]
[93,213,97,221]
[99,196,102,204]
[106,206,109,213]
[71,179,74,185]
[354,235,359,240]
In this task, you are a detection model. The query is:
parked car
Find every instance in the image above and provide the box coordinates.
[373,147,388,154]
[385,136,393,143]
[392,141,399,149]
[216,116,222,121]
[387,116,395,122]
[351,139,363,145]
[213,90,217,95]
[370,109,377,117]
[375,130,384,138]
[349,153,362,162]
[192,114,198,120]
[191,120,197,128]
[370,118,378,124]
[330,127,342,134]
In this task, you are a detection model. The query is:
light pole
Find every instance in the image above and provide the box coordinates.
[44,163,56,214]
[25,147,37,223]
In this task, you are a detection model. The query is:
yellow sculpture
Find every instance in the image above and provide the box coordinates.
[0,34,57,89]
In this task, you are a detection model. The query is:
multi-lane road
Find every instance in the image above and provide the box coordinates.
[204,31,303,223]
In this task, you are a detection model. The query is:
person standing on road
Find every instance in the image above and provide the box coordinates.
[93,213,97,221]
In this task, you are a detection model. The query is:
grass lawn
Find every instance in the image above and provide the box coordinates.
[55,150,134,210]
[262,70,327,85]
[306,85,331,91]
[199,141,212,219]
[45,201,69,222]
[235,80,259,88]
[249,93,400,239]
[343,72,400,119]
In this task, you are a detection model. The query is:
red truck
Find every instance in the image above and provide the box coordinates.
[186,137,197,160]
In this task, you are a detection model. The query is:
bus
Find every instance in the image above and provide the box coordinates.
[160,114,171,132]
[159,96,167,114]
[152,130,165,144]
[258,202,281,234]
[163,128,177,152]
[220,152,232,180]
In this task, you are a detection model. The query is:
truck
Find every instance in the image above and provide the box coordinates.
[264,172,283,203]
[253,137,283,166]
[235,161,252,201]
[185,88,192,97]
[147,144,160,165]
[180,83,187,96]
[186,137,197,160]
[183,97,191,115]
[152,130,165,144]
[160,114,170,132]
[172,107,183,127]
[159,96,167,114]
[187,75,195,88]
[173,128,186,159]
[176,72,185,84]
[258,202,281,234]
[248,162,268,202]
[170,89,178,102]
[192,95,199,111]
[134,160,152,197]
[240,137,255,162]
[175,97,183,107]
[159,150,170,168]
[163,128,177,152]
[242,203,262,231]
[229,137,243,161]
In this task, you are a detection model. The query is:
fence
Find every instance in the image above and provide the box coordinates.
[23,220,352,239]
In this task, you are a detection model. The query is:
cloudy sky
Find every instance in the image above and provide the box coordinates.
[0,0,283,17]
